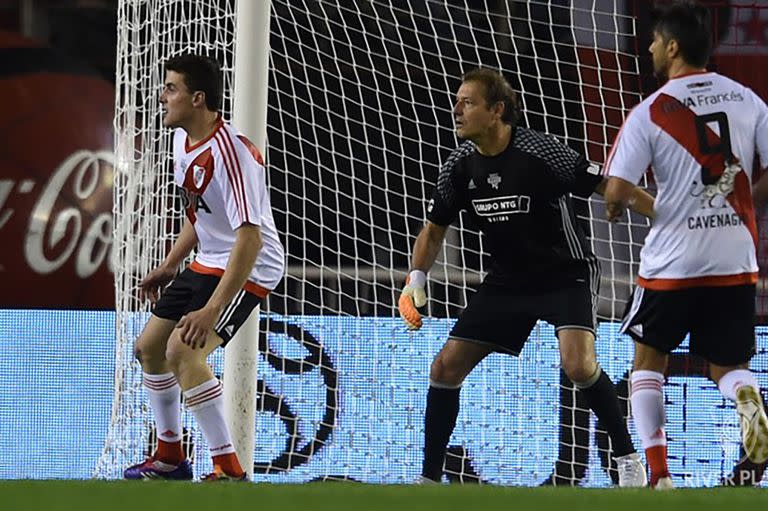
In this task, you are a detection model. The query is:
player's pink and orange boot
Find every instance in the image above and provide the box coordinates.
[123,457,193,480]
[124,440,192,480]
[201,453,247,481]
[201,465,248,481]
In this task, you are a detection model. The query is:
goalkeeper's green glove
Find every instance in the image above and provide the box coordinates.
[398,270,427,330]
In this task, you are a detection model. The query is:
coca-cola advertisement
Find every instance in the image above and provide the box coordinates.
[0,31,114,309]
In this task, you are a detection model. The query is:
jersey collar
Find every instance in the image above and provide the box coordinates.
[667,70,711,81]
[185,114,224,153]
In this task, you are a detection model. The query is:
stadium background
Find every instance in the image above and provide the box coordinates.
[1,0,768,486]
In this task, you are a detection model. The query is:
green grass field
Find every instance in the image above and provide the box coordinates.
[1,481,767,511]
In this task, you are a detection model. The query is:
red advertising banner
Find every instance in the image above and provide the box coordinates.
[0,32,114,309]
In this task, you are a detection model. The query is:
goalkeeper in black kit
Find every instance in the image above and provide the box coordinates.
[398,68,655,486]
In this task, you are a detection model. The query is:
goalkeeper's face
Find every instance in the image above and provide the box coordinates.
[453,81,499,142]
[160,71,195,128]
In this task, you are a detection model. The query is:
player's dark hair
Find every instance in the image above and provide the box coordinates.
[165,54,223,111]
[652,1,712,68]
[461,68,521,126]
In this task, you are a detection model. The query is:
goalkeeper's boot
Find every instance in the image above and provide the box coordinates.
[653,476,674,490]
[123,457,193,480]
[201,465,248,482]
[736,385,768,464]
[615,452,647,488]
[413,475,439,485]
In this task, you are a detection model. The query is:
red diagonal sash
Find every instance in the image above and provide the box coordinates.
[649,93,756,246]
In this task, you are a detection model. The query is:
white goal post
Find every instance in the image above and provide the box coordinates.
[220,0,272,480]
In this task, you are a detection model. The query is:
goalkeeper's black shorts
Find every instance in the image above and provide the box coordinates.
[448,279,595,356]
[620,284,756,366]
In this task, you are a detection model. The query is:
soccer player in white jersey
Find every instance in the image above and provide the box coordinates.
[604,2,768,489]
[399,68,656,486]
[123,54,285,481]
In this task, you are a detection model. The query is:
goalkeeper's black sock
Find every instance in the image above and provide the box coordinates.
[576,367,635,457]
[422,384,461,481]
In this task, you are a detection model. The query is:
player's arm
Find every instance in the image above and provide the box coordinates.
[601,105,652,222]
[399,222,448,330]
[164,219,198,268]
[547,137,654,219]
[139,219,198,303]
[176,223,262,348]
[411,221,448,272]
[205,223,262,312]
[603,177,637,222]
[753,170,768,207]
[594,179,655,219]
[400,144,467,330]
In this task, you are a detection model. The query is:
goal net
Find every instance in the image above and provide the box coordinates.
[97,0,768,486]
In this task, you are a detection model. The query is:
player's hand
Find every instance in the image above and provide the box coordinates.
[138,264,176,303]
[605,200,626,223]
[176,306,219,349]
[398,270,427,330]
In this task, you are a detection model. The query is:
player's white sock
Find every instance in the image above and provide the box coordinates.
[184,378,236,456]
[143,372,182,443]
[631,370,669,484]
[630,370,666,448]
[718,369,759,402]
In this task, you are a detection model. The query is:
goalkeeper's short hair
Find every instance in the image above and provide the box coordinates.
[461,67,521,127]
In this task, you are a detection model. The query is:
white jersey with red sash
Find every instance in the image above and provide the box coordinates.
[172,117,284,297]
[605,72,768,290]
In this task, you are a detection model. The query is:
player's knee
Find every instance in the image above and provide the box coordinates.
[430,353,467,386]
[134,331,168,368]
[562,356,597,385]
[134,343,162,369]
[164,336,190,372]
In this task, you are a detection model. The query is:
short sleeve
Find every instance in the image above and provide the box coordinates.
[512,129,600,198]
[216,131,265,230]
[426,143,472,226]
[604,105,653,185]
[552,152,603,198]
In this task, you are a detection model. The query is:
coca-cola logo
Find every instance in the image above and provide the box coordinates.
[1,49,115,308]
[0,149,114,309]
[23,150,114,278]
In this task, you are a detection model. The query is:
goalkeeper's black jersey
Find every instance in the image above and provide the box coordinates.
[426,126,602,290]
